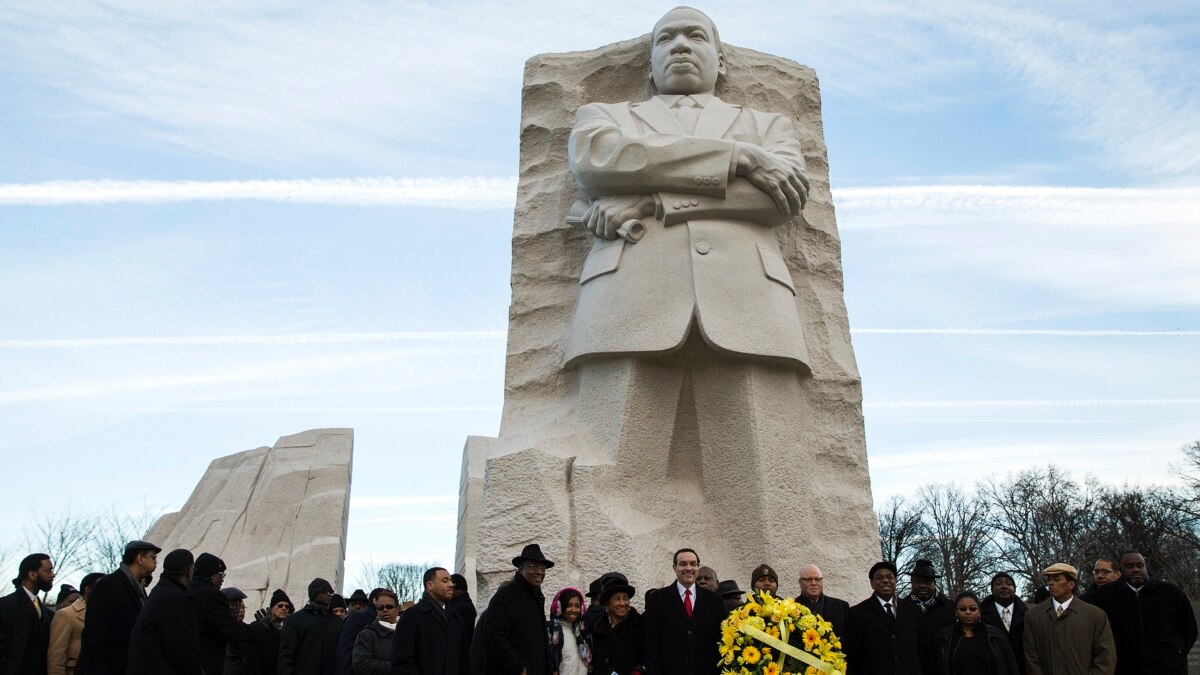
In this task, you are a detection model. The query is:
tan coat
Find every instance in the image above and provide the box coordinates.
[1023,597,1115,675]
[47,597,86,675]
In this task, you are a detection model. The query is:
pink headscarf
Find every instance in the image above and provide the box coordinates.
[550,587,584,618]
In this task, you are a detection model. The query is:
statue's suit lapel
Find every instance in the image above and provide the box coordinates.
[631,98,686,135]
[694,98,741,139]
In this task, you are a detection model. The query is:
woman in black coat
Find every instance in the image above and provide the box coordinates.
[931,592,1019,675]
[589,582,644,675]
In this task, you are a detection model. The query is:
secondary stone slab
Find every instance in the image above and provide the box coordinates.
[146,428,353,610]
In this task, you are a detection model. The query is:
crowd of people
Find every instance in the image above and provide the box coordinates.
[1,540,1196,675]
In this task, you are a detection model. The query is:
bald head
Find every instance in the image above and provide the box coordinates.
[798,564,824,601]
[650,6,725,95]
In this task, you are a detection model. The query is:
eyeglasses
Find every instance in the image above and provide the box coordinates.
[800,577,823,582]
[1092,568,1118,575]
[377,604,398,611]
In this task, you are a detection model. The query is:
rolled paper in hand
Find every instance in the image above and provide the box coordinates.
[565,199,643,244]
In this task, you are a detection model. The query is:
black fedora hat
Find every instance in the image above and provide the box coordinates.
[511,544,555,569]
[907,559,941,579]
[717,579,745,598]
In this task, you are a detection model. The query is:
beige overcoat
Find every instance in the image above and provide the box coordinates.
[1023,597,1115,675]
[47,597,86,675]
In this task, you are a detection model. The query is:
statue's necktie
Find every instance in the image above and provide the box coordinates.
[674,96,700,134]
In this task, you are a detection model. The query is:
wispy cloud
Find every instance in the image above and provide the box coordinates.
[0,331,507,349]
[0,177,516,209]
[852,328,1200,337]
[351,495,457,508]
[866,399,1200,409]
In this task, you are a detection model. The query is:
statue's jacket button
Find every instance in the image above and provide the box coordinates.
[695,241,710,254]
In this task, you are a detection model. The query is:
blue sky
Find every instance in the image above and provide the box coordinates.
[2,0,1198,590]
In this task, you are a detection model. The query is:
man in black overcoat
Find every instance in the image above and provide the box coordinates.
[246,589,292,675]
[1088,550,1198,675]
[126,549,201,674]
[336,587,383,675]
[392,567,470,675]
[449,574,478,644]
[980,572,1027,675]
[845,561,922,675]
[902,559,954,675]
[794,564,850,642]
[187,553,254,675]
[77,540,160,675]
[480,544,554,675]
[642,548,723,675]
[278,578,344,675]
[0,553,56,675]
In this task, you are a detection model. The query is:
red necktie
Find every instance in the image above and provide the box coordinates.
[684,588,693,618]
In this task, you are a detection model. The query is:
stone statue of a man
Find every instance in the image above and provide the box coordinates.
[566,5,811,369]
[562,7,817,570]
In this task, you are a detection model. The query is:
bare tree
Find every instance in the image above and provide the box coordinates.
[1173,440,1200,516]
[877,495,927,595]
[358,561,433,601]
[86,507,161,573]
[20,507,95,598]
[914,483,1001,597]
[1089,483,1200,596]
[977,465,1100,586]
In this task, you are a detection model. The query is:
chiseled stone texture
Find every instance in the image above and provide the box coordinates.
[459,35,877,606]
[147,428,353,610]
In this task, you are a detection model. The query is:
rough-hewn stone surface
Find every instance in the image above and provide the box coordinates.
[147,428,353,610]
[458,35,877,606]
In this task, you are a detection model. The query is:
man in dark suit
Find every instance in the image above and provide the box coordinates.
[643,548,723,675]
[845,561,921,675]
[77,540,161,675]
[392,567,470,675]
[980,572,1027,675]
[902,559,954,675]
[794,564,849,642]
[0,553,56,675]
[480,545,554,675]
[126,549,201,674]
[1087,551,1197,675]
[188,553,254,675]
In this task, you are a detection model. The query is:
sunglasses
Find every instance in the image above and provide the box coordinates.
[377,604,398,611]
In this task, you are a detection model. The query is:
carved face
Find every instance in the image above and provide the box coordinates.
[650,8,724,95]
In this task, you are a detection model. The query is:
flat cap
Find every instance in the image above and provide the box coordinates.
[1041,563,1078,579]
[124,540,162,555]
[222,587,247,601]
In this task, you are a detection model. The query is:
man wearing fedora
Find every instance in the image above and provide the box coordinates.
[902,559,954,675]
[480,545,554,675]
[1023,563,1114,675]
[716,581,743,615]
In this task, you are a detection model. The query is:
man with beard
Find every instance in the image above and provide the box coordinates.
[1088,551,1197,675]
[0,553,56,675]
[480,545,554,675]
[980,572,1028,675]
[748,565,779,600]
[77,540,161,675]
[845,561,921,675]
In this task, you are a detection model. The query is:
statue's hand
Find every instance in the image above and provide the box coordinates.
[734,142,809,216]
[583,194,656,240]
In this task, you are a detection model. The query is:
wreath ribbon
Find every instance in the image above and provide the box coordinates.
[737,624,834,674]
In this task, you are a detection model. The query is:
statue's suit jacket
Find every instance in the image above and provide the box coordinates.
[566,95,810,371]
